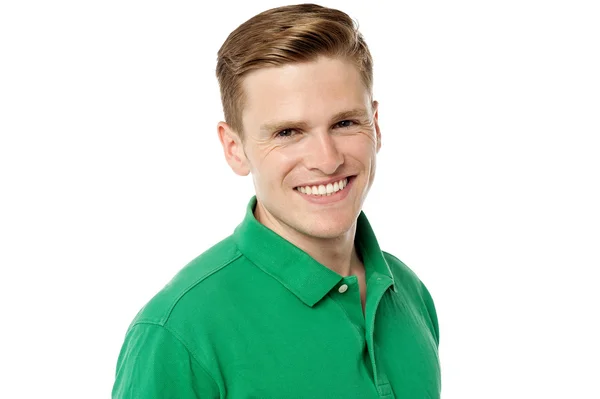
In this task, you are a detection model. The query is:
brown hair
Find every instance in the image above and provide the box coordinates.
[216,3,373,137]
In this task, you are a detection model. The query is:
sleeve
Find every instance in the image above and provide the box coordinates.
[112,323,220,399]
[421,283,440,347]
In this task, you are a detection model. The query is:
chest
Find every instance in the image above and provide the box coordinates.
[202,286,440,398]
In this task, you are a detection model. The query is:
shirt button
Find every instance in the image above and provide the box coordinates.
[338,284,348,293]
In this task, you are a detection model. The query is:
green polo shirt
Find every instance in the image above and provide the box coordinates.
[113,197,441,398]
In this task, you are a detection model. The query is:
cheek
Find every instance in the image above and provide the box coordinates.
[253,148,299,187]
[341,134,378,161]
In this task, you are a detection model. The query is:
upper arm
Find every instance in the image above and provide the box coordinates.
[112,323,220,399]
[421,283,440,347]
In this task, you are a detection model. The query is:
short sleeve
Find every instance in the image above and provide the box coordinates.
[112,323,220,398]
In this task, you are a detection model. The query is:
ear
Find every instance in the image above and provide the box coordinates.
[217,122,250,176]
[372,100,381,153]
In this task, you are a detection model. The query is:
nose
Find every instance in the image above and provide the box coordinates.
[304,131,344,175]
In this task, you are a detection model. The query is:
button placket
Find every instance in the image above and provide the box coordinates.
[331,278,365,337]
[365,274,395,398]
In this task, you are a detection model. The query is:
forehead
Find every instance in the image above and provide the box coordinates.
[241,57,371,129]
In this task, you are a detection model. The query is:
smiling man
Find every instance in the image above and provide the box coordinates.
[113,4,441,399]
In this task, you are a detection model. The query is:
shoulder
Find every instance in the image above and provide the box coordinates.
[127,235,245,330]
[382,251,440,344]
[382,251,425,293]
[382,250,436,302]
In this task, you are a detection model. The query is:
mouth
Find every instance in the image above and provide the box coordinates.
[294,175,356,197]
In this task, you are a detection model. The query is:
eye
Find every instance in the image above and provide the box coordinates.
[335,120,356,128]
[275,128,296,139]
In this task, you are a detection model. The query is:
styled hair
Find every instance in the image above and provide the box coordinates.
[216,3,374,137]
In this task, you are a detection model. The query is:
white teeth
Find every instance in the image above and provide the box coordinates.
[297,177,350,197]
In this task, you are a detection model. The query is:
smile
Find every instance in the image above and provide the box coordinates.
[295,176,353,197]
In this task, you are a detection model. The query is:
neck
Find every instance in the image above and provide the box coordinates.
[296,225,361,277]
[254,204,362,277]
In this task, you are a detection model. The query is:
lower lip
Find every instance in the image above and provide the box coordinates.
[295,177,355,205]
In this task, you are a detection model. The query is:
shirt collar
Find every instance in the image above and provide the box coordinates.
[233,196,395,307]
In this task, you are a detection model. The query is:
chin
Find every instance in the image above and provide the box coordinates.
[297,218,354,240]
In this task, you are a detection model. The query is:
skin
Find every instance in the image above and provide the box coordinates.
[218,56,381,310]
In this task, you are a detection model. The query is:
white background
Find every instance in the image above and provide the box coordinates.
[1,1,599,397]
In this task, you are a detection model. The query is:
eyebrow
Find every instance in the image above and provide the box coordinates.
[259,108,370,134]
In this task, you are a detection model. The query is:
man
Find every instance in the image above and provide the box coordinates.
[113,4,440,398]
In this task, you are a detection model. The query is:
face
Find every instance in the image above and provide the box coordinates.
[218,56,381,245]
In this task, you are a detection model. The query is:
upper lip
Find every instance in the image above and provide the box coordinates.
[295,175,353,188]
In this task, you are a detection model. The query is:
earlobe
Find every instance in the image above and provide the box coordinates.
[217,122,250,176]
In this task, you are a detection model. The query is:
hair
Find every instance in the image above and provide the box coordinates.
[216,3,374,138]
